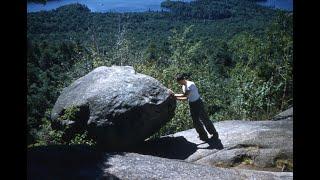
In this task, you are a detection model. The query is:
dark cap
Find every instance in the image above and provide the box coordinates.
[176,73,191,81]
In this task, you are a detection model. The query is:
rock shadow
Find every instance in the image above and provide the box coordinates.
[130,136,223,160]
[27,144,122,180]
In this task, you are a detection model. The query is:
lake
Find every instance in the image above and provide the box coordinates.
[27,0,191,13]
[257,0,292,11]
[27,0,293,13]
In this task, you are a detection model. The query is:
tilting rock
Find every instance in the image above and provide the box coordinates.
[51,66,176,149]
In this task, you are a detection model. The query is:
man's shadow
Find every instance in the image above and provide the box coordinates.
[130,136,224,160]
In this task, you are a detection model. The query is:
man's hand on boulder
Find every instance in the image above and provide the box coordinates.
[168,89,176,99]
[168,89,174,95]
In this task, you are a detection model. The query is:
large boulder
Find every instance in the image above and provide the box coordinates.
[51,66,176,149]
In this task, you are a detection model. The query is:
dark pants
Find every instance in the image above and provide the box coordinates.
[189,98,218,138]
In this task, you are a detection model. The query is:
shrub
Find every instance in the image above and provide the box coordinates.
[28,107,96,148]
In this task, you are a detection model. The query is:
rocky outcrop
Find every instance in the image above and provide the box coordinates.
[29,102,292,179]
[51,66,176,149]
[273,107,293,121]
[28,145,293,180]
[105,153,292,180]
[134,108,293,173]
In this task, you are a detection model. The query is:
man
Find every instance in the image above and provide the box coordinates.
[169,73,219,141]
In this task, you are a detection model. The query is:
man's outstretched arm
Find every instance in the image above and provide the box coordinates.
[168,89,189,101]
[176,96,188,100]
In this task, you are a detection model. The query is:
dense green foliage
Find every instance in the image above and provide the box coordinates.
[28,106,96,148]
[27,0,292,146]
[161,0,232,20]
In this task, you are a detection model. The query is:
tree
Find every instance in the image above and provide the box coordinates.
[113,23,131,66]
[145,42,158,63]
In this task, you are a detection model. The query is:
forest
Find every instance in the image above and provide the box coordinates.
[27,0,292,146]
